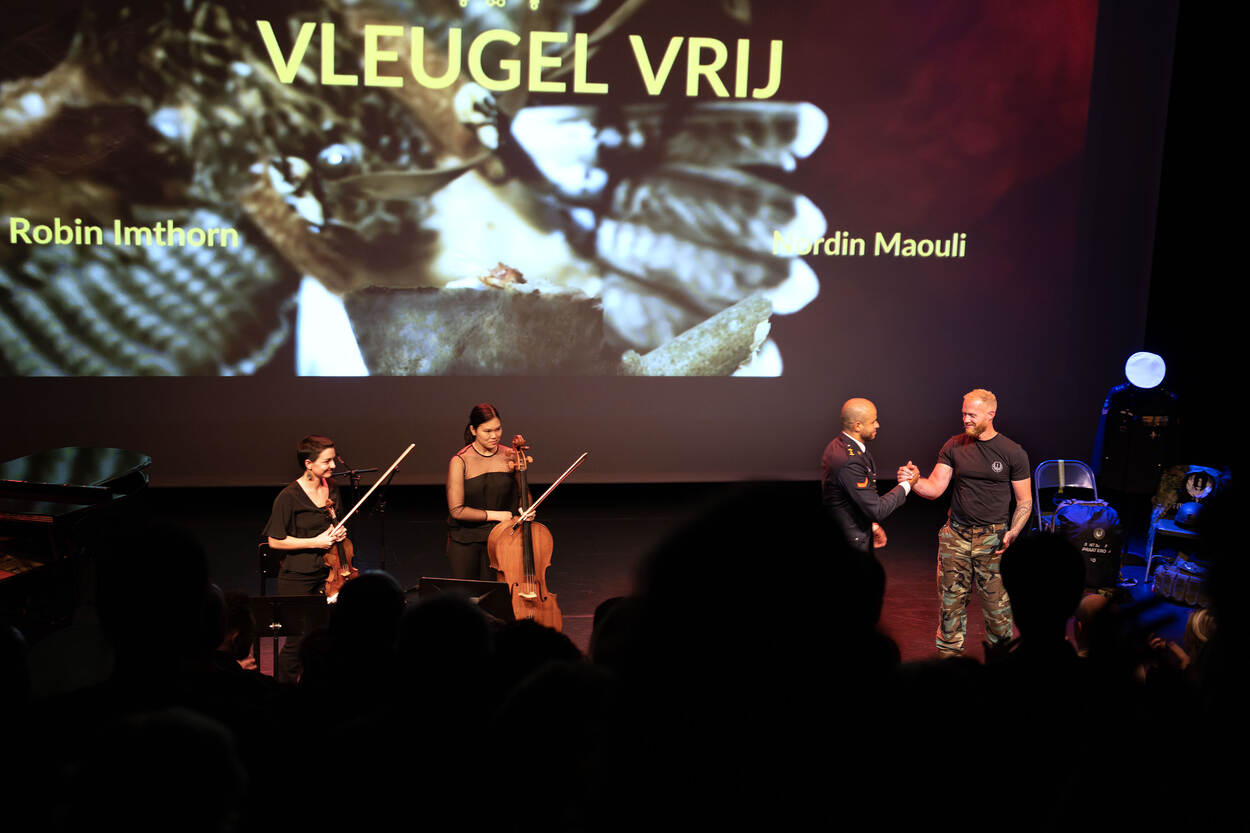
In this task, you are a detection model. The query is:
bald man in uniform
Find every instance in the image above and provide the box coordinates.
[821,398,912,554]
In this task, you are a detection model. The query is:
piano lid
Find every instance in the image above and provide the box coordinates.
[0,447,151,522]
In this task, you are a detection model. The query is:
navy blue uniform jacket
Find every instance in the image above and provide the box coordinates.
[821,434,908,553]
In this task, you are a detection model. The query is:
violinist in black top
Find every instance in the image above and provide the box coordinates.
[446,403,525,581]
[264,434,347,592]
[820,398,911,554]
[263,434,347,681]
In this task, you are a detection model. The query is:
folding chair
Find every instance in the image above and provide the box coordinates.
[1033,459,1098,531]
[257,541,283,596]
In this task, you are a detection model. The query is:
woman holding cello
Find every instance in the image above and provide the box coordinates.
[445,404,526,581]
[263,434,348,681]
[449,403,568,630]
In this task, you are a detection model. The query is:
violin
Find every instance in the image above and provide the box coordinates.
[322,497,358,601]
[487,434,563,631]
[323,538,358,601]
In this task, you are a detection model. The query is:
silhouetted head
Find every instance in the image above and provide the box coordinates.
[220,590,255,660]
[200,583,228,657]
[493,619,583,697]
[637,486,866,644]
[57,707,245,833]
[94,521,212,670]
[297,625,332,688]
[1200,482,1238,632]
[330,571,405,651]
[0,625,30,709]
[1073,592,1110,656]
[397,592,493,676]
[491,661,622,829]
[1000,531,1085,640]
[588,596,644,674]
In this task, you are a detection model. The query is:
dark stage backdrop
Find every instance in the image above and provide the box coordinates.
[1,1,1177,485]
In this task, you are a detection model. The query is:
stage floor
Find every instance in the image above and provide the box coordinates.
[140,482,1193,662]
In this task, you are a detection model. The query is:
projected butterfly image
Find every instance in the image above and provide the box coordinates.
[0,0,827,376]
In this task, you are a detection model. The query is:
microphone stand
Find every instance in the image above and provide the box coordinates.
[332,462,378,565]
[366,465,400,574]
[332,444,416,573]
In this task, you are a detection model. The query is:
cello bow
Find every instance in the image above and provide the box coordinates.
[513,452,589,527]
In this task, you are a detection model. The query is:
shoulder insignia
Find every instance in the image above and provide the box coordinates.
[855,477,870,488]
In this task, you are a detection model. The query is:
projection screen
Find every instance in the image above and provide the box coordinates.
[0,0,1174,484]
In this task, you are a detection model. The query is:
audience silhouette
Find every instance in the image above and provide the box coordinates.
[4,480,1237,832]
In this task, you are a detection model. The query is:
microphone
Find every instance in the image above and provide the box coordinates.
[331,457,379,478]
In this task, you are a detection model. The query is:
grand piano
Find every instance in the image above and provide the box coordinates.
[0,447,150,633]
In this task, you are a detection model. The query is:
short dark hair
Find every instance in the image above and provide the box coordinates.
[297,435,335,469]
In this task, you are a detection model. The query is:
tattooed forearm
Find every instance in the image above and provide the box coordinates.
[1010,500,1032,535]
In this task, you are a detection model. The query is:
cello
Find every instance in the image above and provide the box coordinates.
[487,435,565,630]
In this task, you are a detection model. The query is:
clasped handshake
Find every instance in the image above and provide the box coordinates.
[896,461,921,484]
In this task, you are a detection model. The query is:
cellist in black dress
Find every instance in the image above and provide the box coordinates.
[445,404,524,581]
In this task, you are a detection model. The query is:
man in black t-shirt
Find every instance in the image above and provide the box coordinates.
[903,389,1032,656]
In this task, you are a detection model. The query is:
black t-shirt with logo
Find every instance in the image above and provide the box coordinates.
[938,432,1030,526]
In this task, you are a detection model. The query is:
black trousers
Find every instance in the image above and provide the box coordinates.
[275,572,325,684]
[446,538,497,582]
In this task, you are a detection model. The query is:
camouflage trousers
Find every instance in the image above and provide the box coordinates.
[935,520,1014,655]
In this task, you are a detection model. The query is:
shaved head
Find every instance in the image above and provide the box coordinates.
[841,398,876,429]
[840,398,880,441]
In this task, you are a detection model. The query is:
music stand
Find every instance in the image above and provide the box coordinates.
[413,577,516,624]
[248,594,333,676]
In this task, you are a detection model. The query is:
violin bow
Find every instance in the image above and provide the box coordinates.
[514,452,589,527]
[332,443,415,531]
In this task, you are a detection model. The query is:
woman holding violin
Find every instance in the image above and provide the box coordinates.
[263,434,348,681]
[446,404,526,581]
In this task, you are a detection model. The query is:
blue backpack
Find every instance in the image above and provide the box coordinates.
[1050,499,1122,588]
